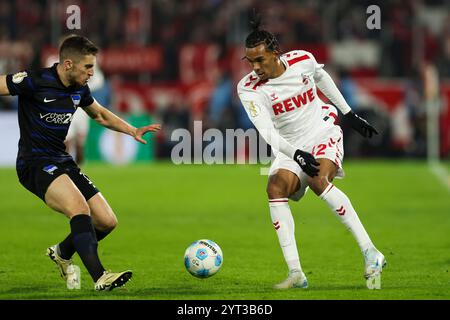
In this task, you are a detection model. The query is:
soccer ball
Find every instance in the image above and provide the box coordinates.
[184,239,223,278]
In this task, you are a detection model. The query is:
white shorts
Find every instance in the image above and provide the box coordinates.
[268,124,345,201]
[66,108,90,141]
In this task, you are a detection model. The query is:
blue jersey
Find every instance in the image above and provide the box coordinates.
[6,63,94,164]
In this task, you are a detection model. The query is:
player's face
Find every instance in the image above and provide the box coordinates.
[244,44,280,80]
[67,54,96,87]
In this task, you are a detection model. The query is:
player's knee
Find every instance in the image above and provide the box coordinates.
[308,175,330,196]
[96,214,118,232]
[266,182,289,199]
[104,216,118,231]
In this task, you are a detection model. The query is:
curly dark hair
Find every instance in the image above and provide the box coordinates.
[244,10,280,52]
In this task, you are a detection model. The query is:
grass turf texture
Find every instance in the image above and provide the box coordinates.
[0,160,449,300]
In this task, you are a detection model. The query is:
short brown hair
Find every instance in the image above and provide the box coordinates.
[59,35,98,62]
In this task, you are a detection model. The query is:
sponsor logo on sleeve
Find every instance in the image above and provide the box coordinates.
[12,71,28,84]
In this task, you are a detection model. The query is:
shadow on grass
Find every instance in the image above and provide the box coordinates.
[119,283,275,298]
[306,284,367,291]
[4,282,423,300]
[1,283,274,300]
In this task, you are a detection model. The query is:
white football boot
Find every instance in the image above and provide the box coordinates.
[274,269,308,289]
[46,245,81,289]
[94,270,132,291]
[363,247,387,289]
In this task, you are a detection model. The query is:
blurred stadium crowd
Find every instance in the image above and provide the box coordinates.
[0,0,449,160]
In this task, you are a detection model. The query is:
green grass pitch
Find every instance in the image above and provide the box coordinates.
[0,160,449,300]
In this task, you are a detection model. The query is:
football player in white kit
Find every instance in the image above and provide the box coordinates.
[237,17,386,290]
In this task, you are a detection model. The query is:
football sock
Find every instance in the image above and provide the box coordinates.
[95,228,111,241]
[320,184,373,252]
[58,228,112,260]
[70,214,105,282]
[269,198,303,272]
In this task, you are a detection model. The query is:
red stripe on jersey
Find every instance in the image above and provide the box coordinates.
[252,79,268,90]
[244,75,258,87]
[287,54,310,66]
[329,112,338,123]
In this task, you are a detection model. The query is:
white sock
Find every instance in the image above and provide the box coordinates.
[269,198,302,272]
[319,184,374,252]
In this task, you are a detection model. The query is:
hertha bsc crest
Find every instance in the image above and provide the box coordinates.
[43,165,58,175]
[70,94,81,107]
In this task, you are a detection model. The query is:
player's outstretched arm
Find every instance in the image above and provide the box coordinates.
[314,68,378,138]
[344,111,378,138]
[0,75,11,96]
[84,99,161,144]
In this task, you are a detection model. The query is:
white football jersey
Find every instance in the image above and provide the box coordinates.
[237,50,335,157]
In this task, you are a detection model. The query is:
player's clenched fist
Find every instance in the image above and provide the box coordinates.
[293,149,320,177]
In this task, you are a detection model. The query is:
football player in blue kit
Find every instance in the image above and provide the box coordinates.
[0,35,161,291]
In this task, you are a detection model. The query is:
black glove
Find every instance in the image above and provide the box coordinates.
[345,111,379,138]
[294,150,320,177]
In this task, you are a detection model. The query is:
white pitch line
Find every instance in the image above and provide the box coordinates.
[429,161,450,192]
